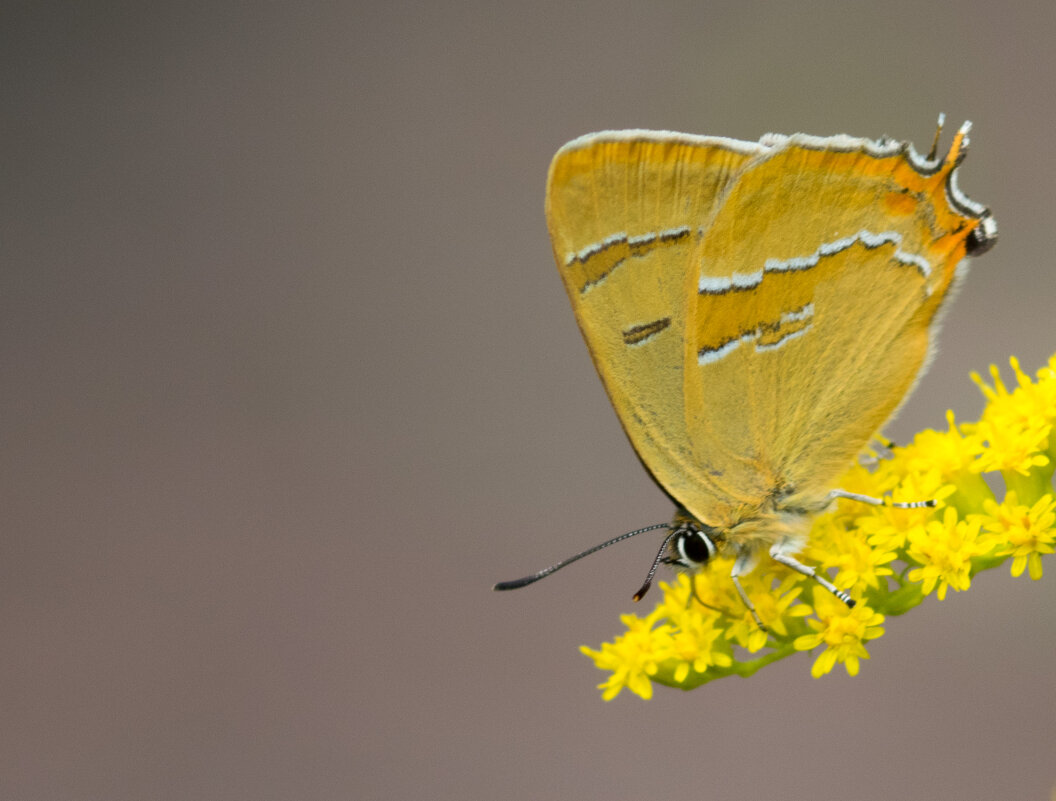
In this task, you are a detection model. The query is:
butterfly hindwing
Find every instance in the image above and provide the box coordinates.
[682,129,989,526]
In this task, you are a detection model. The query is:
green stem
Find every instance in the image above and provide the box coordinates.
[874,582,925,616]
[1003,464,1054,504]
[654,642,799,690]
[950,472,996,515]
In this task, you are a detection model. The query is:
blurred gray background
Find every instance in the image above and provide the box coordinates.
[2,2,1053,799]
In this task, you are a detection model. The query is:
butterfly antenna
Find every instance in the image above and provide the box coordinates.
[493,523,670,591]
[928,112,946,160]
[632,528,681,602]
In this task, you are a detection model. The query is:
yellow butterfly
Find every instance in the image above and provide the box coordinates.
[496,120,996,626]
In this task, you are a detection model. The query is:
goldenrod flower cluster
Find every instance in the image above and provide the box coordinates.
[581,354,1056,700]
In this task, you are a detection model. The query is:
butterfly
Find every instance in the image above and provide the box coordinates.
[495,119,996,627]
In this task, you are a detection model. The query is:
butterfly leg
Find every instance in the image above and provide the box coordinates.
[686,576,735,617]
[829,488,936,509]
[858,438,896,467]
[769,546,855,608]
[729,553,768,632]
[668,560,728,614]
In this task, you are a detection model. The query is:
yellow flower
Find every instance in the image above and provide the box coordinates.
[902,411,986,479]
[666,611,733,682]
[581,352,1054,699]
[793,587,885,678]
[854,468,954,553]
[722,572,810,652]
[967,359,1053,477]
[579,614,672,700]
[806,514,895,591]
[975,492,1056,579]
[896,411,994,514]
[970,418,1051,477]
[659,563,739,621]
[906,507,989,599]
[976,357,1056,431]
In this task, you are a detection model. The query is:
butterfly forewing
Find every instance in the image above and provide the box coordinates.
[545,132,766,522]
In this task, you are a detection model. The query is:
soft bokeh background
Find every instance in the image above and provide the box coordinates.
[2,2,1053,799]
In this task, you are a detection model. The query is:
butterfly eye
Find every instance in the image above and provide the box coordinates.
[675,527,716,567]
